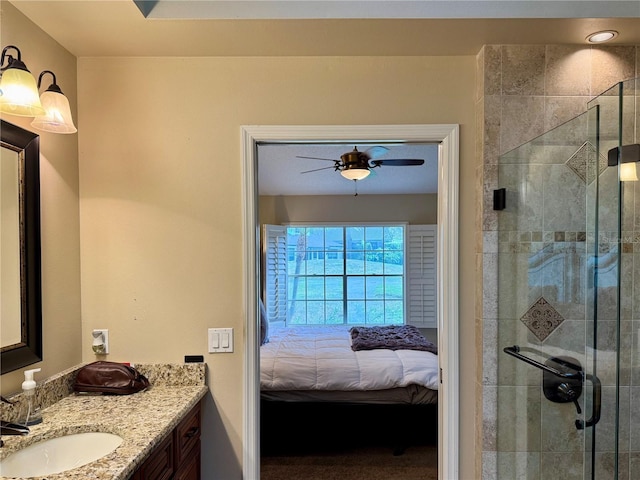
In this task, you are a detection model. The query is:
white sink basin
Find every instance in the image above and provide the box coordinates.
[0,432,123,478]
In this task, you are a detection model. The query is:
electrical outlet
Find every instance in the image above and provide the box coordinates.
[208,328,233,353]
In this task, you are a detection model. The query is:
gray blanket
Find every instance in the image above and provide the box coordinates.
[349,325,438,354]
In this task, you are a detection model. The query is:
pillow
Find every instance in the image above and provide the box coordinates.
[259,298,269,345]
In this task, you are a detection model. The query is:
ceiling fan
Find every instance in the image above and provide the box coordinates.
[297,146,425,181]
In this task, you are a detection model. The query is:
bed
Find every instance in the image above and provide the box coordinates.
[259,324,439,455]
[259,324,439,405]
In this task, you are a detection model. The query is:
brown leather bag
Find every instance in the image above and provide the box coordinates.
[73,361,150,395]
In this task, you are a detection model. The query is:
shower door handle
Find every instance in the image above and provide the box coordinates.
[503,345,601,429]
[575,372,601,429]
[503,345,581,379]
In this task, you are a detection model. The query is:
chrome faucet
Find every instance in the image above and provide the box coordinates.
[1,396,29,447]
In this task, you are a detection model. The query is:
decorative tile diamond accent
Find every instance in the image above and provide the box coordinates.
[520,297,564,341]
[565,141,608,185]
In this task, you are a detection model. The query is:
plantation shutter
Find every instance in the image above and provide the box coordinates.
[407,225,437,328]
[262,224,288,325]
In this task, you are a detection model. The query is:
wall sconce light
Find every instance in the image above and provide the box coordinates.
[31,70,77,134]
[608,144,640,182]
[0,45,45,117]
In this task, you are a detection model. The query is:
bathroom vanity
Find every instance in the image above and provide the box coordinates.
[0,363,207,480]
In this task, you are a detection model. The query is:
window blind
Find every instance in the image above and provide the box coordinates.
[262,224,288,325]
[407,224,437,328]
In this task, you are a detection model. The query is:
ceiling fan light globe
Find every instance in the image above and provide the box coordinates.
[341,168,370,181]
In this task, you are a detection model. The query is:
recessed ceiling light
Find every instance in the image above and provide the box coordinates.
[586,30,618,43]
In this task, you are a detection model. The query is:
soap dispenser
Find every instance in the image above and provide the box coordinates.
[20,368,42,426]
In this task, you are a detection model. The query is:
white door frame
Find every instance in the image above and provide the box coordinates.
[241,124,459,480]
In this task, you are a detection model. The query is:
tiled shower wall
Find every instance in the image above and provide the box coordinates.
[476,45,640,479]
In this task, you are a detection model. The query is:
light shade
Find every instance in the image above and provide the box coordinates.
[341,168,370,181]
[0,67,45,117]
[31,90,77,134]
[620,162,638,182]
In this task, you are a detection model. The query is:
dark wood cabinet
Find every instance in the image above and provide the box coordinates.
[174,402,201,480]
[130,402,201,480]
[139,434,174,480]
[173,450,200,480]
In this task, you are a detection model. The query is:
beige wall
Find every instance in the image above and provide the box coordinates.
[78,56,477,478]
[259,193,438,225]
[1,3,477,477]
[0,2,82,394]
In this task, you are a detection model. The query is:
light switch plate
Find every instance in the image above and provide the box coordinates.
[208,328,233,353]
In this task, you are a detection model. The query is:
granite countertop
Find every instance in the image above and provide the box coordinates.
[0,365,208,480]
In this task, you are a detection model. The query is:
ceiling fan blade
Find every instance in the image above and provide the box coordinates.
[296,155,338,162]
[371,159,425,167]
[364,146,389,159]
[300,165,339,174]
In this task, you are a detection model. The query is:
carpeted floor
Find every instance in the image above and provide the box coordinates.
[261,444,438,480]
[260,400,438,480]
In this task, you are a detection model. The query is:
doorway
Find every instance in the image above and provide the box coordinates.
[241,124,460,480]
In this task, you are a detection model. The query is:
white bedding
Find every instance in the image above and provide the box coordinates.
[260,325,439,392]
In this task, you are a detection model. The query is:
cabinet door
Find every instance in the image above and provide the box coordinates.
[127,402,201,480]
[174,440,201,480]
[175,403,201,465]
[140,434,174,480]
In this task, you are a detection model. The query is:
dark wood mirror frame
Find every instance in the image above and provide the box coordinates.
[1,119,42,375]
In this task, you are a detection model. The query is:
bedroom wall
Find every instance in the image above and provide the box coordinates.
[0,2,82,394]
[77,55,477,479]
[258,193,438,225]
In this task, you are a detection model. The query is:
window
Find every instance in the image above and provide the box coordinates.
[264,224,436,327]
[283,225,405,326]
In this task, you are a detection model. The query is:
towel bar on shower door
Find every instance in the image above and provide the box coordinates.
[503,345,601,429]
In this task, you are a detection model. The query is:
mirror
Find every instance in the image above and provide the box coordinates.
[0,119,42,375]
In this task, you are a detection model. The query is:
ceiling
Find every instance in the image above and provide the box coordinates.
[8,1,640,57]
[257,143,439,196]
[135,1,640,20]
[7,1,640,196]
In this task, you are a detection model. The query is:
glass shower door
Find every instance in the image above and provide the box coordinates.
[585,77,640,480]
[495,77,640,479]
